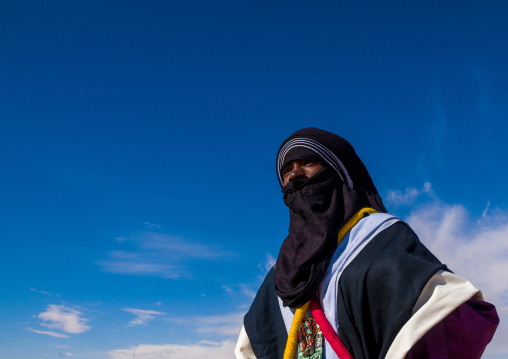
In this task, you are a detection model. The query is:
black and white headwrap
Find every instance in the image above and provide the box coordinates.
[277,137,353,189]
[274,127,387,308]
[275,127,385,212]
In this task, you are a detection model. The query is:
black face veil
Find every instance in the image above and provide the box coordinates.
[274,127,387,308]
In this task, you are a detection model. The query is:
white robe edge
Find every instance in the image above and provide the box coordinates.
[235,325,257,359]
[385,270,481,359]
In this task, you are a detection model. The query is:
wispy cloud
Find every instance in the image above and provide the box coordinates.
[398,192,508,354]
[122,308,166,326]
[109,340,236,359]
[385,182,433,208]
[193,313,243,336]
[223,253,275,309]
[143,222,161,229]
[59,352,99,357]
[196,340,221,346]
[258,253,276,274]
[99,232,233,278]
[27,328,69,338]
[38,305,91,334]
[221,282,257,307]
[137,233,229,259]
[29,288,60,296]
[99,255,181,278]
[407,202,508,306]
[167,312,244,339]
[239,284,256,301]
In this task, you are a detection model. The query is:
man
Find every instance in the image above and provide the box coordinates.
[235,128,498,359]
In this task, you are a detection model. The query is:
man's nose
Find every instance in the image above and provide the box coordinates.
[288,163,306,182]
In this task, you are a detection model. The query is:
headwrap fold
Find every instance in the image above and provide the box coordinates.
[274,127,387,308]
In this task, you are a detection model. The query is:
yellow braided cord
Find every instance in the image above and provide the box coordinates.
[282,208,377,359]
[283,300,310,359]
[337,207,377,245]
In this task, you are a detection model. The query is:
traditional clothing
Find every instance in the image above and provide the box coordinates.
[236,128,498,359]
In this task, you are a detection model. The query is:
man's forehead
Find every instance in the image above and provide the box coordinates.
[281,146,324,169]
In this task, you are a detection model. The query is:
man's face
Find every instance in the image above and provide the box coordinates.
[281,159,324,186]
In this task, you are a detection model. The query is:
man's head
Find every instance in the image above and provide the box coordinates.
[276,127,385,212]
[276,128,353,190]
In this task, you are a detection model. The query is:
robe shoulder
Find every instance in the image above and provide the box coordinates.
[337,221,447,359]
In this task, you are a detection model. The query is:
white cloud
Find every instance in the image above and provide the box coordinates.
[137,233,229,259]
[166,312,243,340]
[223,253,276,309]
[404,199,508,354]
[29,288,59,296]
[99,233,233,278]
[98,258,181,278]
[258,253,276,274]
[123,308,166,326]
[196,340,221,345]
[221,282,256,307]
[38,305,91,334]
[143,222,161,229]
[109,340,236,359]
[27,328,69,338]
[239,284,256,301]
[59,352,99,358]
[385,182,433,208]
[221,285,233,293]
[193,313,243,336]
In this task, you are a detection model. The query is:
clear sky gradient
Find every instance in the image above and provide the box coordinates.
[1,1,507,358]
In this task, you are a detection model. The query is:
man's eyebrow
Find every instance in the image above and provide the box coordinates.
[281,162,295,173]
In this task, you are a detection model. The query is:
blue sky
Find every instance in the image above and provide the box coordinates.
[1,1,507,358]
